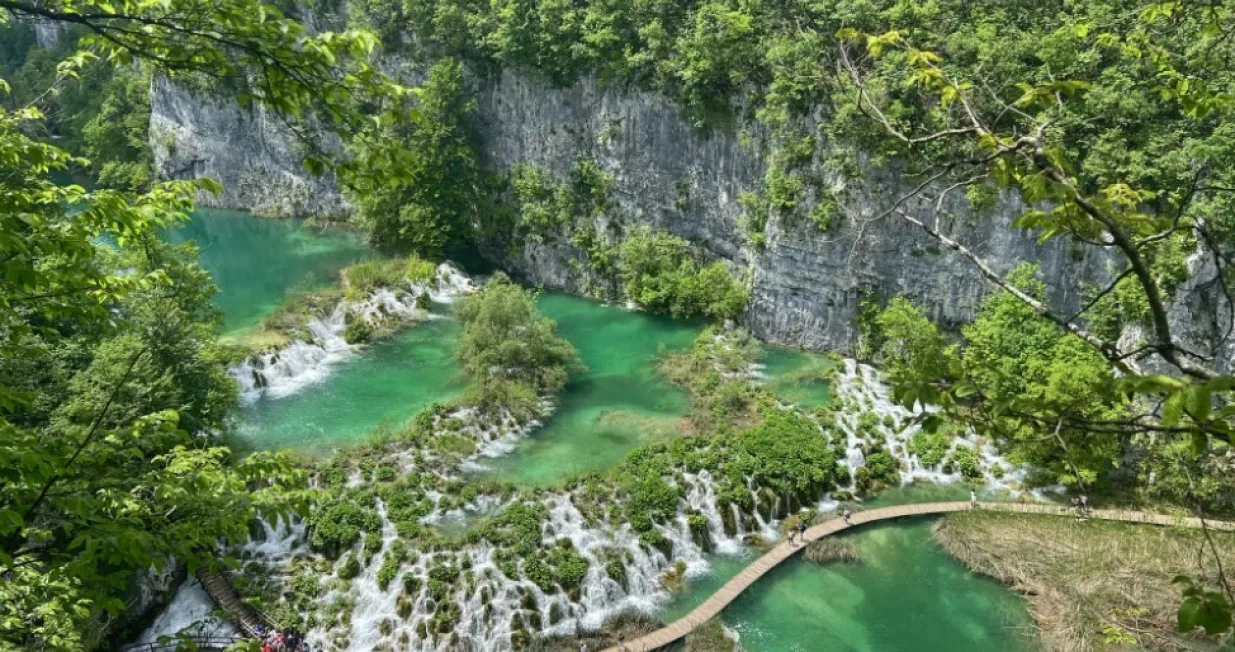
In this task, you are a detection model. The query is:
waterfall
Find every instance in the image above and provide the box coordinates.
[682,471,743,555]
[831,359,1027,492]
[229,263,475,403]
[230,306,352,403]
[134,579,239,645]
[745,479,780,542]
[730,503,747,541]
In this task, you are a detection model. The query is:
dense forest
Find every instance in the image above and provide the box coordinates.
[2,0,1235,650]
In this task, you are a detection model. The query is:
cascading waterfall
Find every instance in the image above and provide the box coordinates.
[829,359,1025,491]
[144,342,1038,650]
[682,471,743,555]
[134,579,239,645]
[229,263,475,403]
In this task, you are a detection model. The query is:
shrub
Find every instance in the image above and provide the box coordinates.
[909,429,951,469]
[456,273,581,404]
[344,258,406,298]
[337,553,361,580]
[406,254,437,285]
[343,310,373,344]
[948,446,983,480]
[618,225,747,320]
[308,499,381,558]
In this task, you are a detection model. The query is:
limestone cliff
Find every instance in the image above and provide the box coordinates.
[149,67,1114,353]
[150,76,349,218]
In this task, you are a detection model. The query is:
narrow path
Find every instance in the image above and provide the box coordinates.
[607,501,1235,652]
[196,568,275,638]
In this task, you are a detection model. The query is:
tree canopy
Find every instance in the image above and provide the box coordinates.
[0,0,403,646]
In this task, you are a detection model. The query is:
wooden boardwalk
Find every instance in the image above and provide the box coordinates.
[606,501,1235,652]
[196,568,273,638]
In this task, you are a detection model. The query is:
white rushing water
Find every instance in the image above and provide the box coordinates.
[147,347,1031,651]
[134,579,239,645]
[825,359,1026,493]
[229,263,475,403]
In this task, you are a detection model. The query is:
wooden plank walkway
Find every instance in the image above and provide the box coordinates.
[605,501,1235,652]
[196,568,273,638]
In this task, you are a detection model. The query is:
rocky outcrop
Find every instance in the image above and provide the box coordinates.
[150,66,1114,353]
[149,76,349,218]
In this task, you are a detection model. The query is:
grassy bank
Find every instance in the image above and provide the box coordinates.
[934,511,1235,651]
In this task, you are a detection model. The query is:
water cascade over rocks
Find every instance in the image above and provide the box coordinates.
[229,263,475,402]
[148,327,1029,651]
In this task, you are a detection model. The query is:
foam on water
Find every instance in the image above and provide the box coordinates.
[229,263,474,403]
[134,579,239,645]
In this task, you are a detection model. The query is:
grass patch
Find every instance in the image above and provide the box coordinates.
[805,537,861,565]
[934,510,1235,651]
[343,258,408,299]
[526,611,660,652]
[684,618,738,652]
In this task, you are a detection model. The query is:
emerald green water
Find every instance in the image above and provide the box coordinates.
[473,294,699,485]
[662,485,1036,651]
[761,345,834,408]
[230,294,699,462]
[177,210,1034,648]
[232,319,466,450]
[719,518,1036,652]
[167,208,372,333]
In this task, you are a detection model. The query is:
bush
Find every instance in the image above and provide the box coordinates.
[618,225,747,320]
[344,258,407,298]
[948,446,983,480]
[456,273,581,404]
[909,429,951,469]
[308,499,382,558]
[343,310,373,344]
[337,553,361,580]
[406,254,437,285]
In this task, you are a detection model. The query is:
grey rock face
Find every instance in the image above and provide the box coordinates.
[150,67,1119,353]
[149,76,349,218]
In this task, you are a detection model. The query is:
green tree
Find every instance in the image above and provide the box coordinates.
[838,1,1235,632]
[345,57,485,257]
[0,0,401,646]
[618,225,747,320]
[455,273,582,413]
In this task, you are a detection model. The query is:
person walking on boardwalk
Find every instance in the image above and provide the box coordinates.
[787,527,796,546]
[842,508,852,525]
[971,489,978,508]
[798,519,807,542]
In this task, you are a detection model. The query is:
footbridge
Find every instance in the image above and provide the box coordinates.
[607,501,1235,652]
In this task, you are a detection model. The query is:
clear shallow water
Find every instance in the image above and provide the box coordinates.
[227,291,700,461]
[231,318,466,450]
[721,518,1036,652]
[166,209,372,334]
[760,345,835,408]
[472,295,699,486]
[661,484,1036,651]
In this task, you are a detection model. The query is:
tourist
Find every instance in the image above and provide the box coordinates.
[580,641,588,652]
[787,528,796,545]
[798,520,807,541]
[618,634,628,651]
[970,489,978,508]
[1080,493,1089,515]
[842,508,852,525]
